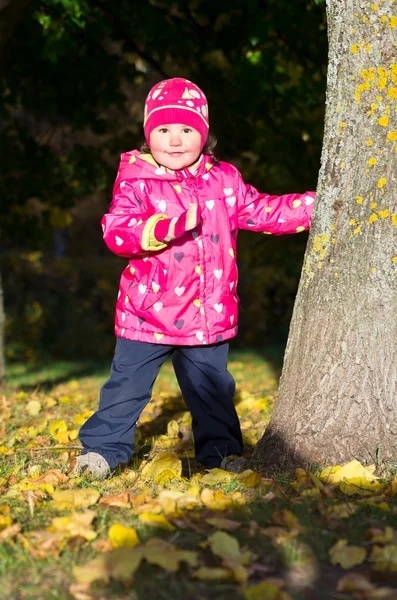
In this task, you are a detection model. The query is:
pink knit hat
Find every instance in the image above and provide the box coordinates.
[143,78,209,148]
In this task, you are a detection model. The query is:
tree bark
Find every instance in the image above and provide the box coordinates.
[252,0,397,472]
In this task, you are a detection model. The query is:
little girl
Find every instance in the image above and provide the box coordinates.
[73,77,315,479]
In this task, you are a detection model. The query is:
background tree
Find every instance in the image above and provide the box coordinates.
[1,0,327,363]
[252,0,397,470]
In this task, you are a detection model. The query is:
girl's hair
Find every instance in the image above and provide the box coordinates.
[139,132,219,164]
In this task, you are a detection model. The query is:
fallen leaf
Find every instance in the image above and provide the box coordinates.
[367,527,395,545]
[50,488,101,510]
[244,579,292,600]
[140,452,182,480]
[385,477,397,497]
[329,539,366,569]
[48,510,97,541]
[201,469,234,485]
[206,530,251,565]
[371,544,397,572]
[144,538,198,571]
[200,488,234,510]
[237,470,262,488]
[0,514,12,530]
[325,502,358,520]
[154,468,182,484]
[99,492,130,508]
[27,400,41,416]
[49,420,68,441]
[108,523,140,548]
[339,477,385,496]
[319,460,379,486]
[73,556,109,585]
[32,469,69,486]
[138,513,175,531]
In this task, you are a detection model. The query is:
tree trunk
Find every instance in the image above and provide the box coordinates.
[252,0,397,472]
[0,270,5,387]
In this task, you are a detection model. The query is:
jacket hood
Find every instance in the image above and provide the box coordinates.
[117,150,214,182]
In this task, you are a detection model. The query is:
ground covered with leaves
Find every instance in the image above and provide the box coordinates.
[1,351,396,600]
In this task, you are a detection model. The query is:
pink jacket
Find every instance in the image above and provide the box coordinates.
[101,151,315,346]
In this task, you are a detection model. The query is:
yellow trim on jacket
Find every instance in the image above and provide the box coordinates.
[141,214,168,251]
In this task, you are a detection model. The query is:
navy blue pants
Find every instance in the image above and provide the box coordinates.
[79,338,243,469]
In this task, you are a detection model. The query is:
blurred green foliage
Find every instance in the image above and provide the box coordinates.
[1,0,327,360]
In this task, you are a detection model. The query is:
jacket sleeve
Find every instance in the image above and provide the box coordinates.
[236,173,315,236]
[101,169,168,259]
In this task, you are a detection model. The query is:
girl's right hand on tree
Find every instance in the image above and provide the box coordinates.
[154,204,201,243]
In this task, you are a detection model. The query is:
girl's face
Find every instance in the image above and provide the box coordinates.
[149,124,202,170]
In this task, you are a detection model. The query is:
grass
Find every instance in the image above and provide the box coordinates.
[0,348,396,600]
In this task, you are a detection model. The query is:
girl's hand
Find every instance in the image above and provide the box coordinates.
[154,204,201,243]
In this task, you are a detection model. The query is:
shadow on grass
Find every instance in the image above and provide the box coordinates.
[5,358,110,392]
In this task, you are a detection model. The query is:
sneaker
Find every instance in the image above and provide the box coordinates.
[71,452,111,480]
[220,455,248,474]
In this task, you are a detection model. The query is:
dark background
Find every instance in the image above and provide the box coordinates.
[1,0,327,363]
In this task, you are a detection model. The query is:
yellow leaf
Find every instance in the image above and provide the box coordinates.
[290,468,312,492]
[73,411,94,426]
[339,477,385,496]
[193,567,234,581]
[206,531,251,563]
[49,510,97,541]
[72,557,109,585]
[100,492,130,508]
[154,469,182,485]
[144,538,198,571]
[326,503,358,519]
[367,527,395,544]
[108,524,140,548]
[200,488,234,510]
[244,580,292,600]
[200,468,234,485]
[320,460,377,484]
[32,469,69,487]
[159,488,200,511]
[236,470,262,487]
[329,539,367,569]
[371,544,397,571]
[138,513,175,531]
[140,452,182,480]
[385,476,397,496]
[50,488,101,510]
[318,465,341,481]
[105,547,143,583]
[167,420,179,437]
[49,420,68,441]
[0,514,13,530]
[27,400,41,416]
